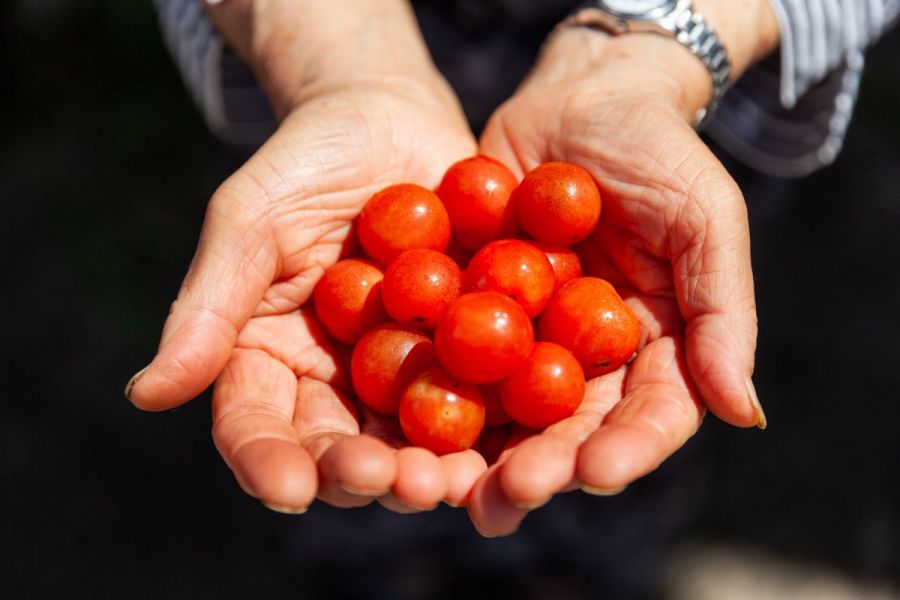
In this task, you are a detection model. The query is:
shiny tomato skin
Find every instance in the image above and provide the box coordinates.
[399,368,485,455]
[463,239,556,318]
[312,258,389,344]
[513,162,601,245]
[530,241,583,291]
[437,156,520,251]
[358,184,451,265]
[434,291,534,384]
[499,342,585,429]
[382,249,462,328]
[479,383,512,427]
[538,277,640,378]
[351,324,436,415]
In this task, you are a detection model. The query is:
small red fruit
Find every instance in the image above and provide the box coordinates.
[513,162,601,245]
[531,241,583,291]
[538,277,640,378]
[382,249,462,328]
[435,291,534,384]
[351,324,436,415]
[499,342,585,430]
[357,184,451,265]
[399,368,485,455]
[436,156,520,251]
[312,258,389,344]
[479,383,512,427]
[464,239,556,318]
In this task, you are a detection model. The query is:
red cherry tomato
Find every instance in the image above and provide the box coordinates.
[513,162,601,245]
[312,258,389,344]
[357,184,451,265]
[382,249,462,328]
[499,342,585,429]
[479,383,512,427]
[436,156,520,251]
[530,241,583,291]
[434,291,534,384]
[351,324,436,415]
[463,239,556,318]
[538,277,640,378]
[399,368,485,455]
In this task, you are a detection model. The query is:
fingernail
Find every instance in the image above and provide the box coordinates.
[474,525,518,539]
[745,374,767,430]
[510,498,549,510]
[262,501,308,515]
[338,483,380,496]
[124,366,149,402]
[581,484,626,496]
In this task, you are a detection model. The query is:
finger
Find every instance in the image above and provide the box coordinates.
[385,447,448,511]
[497,368,626,508]
[577,336,704,492]
[441,450,488,507]
[477,111,537,179]
[668,165,763,428]
[128,182,278,411]
[310,434,397,508]
[291,378,396,509]
[467,464,528,538]
[212,348,316,512]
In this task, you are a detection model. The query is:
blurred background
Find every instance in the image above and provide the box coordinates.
[2,1,898,598]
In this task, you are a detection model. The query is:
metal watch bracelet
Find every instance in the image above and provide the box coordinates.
[566,1,732,129]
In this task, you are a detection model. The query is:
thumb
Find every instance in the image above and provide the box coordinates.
[126,182,278,411]
[477,109,531,179]
[670,163,764,429]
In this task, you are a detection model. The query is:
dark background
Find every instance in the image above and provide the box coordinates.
[2,2,899,598]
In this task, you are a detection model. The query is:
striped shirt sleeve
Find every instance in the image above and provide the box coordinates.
[153,0,898,176]
[707,0,899,176]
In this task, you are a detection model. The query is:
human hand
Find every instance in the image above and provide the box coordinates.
[127,0,483,513]
[467,2,779,535]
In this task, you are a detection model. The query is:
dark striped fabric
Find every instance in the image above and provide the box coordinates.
[154,0,897,176]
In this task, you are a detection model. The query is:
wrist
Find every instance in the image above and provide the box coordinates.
[205,0,446,118]
[540,0,780,124]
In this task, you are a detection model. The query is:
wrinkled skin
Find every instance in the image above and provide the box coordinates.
[129,20,764,531]
[466,31,762,536]
[128,78,489,513]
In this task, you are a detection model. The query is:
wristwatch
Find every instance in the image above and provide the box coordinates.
[566,0,731,129]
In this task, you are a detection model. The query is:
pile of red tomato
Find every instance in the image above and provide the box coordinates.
[313,157,640,456]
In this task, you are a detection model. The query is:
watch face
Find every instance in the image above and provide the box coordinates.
[600,0,677,19]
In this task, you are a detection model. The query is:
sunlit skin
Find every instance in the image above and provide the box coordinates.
[531,241,583,291]
[463,239,556,318]
[466,27,769,536]
[129,0,774,533]
[399,368,486,455]
[357,184,451,265]
[437,155,520,250]
[500,342,586,430]
[351,323,436,415]
[126,0,487,514]
[382,248,462,328]
[513,162,601,245]
[538,277,640,378]
[312,258,389,344]
[434,291,535,384]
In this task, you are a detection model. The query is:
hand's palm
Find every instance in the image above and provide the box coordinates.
[131,82,479,511]
[468,90,759,534]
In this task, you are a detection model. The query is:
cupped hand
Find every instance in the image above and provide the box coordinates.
[127,73,485,512]
[468,29,766,536]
